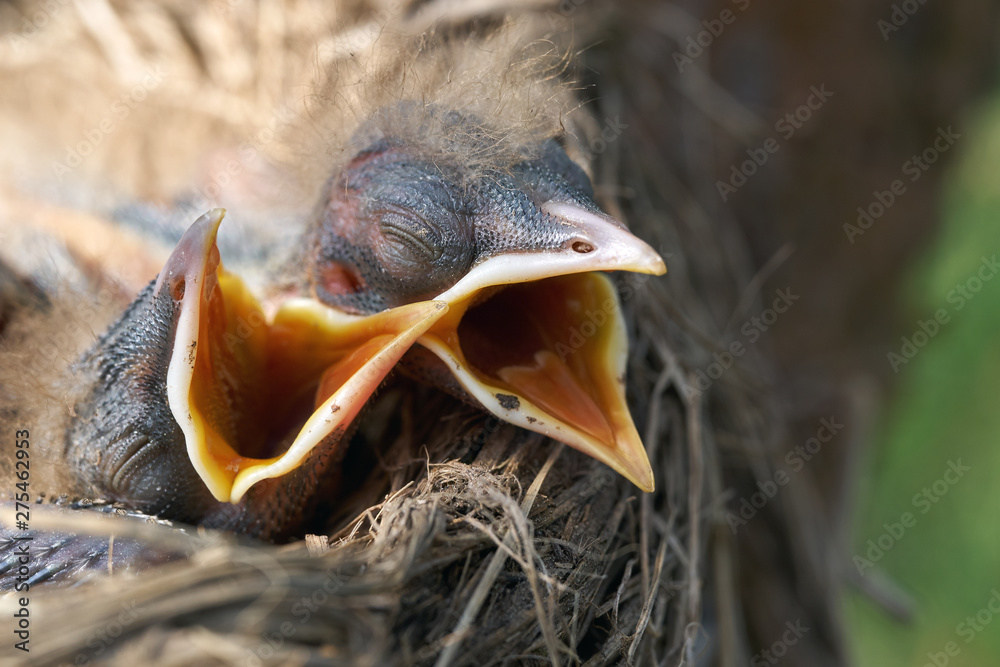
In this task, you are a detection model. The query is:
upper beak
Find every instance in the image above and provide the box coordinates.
[417,203,666,492]
[436,202,666,302]
[161,210,446,503]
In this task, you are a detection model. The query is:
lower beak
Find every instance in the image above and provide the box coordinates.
[416,203,665,492]
[162,210,445,503]
[418,273,654,491]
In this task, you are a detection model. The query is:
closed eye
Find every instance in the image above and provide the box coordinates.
[378,211,442,265]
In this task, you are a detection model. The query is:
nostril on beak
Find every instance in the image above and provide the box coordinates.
[172,278,186,301]
[571,240,595,254]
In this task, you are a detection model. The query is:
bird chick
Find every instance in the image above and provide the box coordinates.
[59,210,444,539]
[305,109,666,490]
[1,107,664,556]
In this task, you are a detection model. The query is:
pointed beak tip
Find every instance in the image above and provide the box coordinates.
[609,439,655,493]
[632,239,667,277]
[602,454,654,492]
[192,208,227,236]
[648,254,667,277]
[626,464,656,493]
[155,210,227,296]
[175,208,227,260]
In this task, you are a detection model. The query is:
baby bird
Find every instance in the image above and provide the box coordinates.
[61,209,445,539]
[2,108,665,564]
[305,108,666,490]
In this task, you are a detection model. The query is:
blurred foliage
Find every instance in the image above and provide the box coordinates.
[847,93,1000,667]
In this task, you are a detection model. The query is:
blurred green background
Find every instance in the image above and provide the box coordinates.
[847,94,1000,667]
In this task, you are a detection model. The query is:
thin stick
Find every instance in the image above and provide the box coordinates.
[683,384,704,666]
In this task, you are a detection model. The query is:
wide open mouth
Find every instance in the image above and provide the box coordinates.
[163,210,446,503]
[405,200,666,492]
[167,200,665,500]
[417,272,655,492]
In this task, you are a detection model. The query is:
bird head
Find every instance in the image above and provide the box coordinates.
[305,111,666,491]
[67,209,445,519]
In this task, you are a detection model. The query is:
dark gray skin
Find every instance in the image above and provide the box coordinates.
[64,279,342,541]
[23,114,610,584]
[307,130,603,314]
[0,501,190,590]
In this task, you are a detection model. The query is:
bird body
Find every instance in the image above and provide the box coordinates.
[0,12,664,581]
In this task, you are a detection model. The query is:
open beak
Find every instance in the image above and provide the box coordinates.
[417,203,666,492]
[160,210,446,503]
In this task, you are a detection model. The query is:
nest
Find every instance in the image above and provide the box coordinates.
[0,1,843,665]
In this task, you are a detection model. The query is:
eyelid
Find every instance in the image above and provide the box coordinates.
[376,209,442,263]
